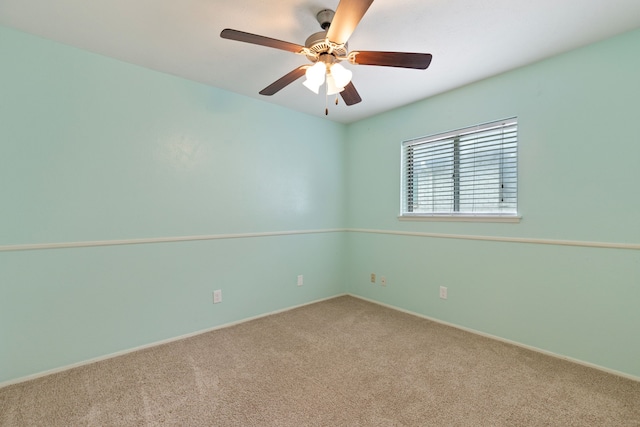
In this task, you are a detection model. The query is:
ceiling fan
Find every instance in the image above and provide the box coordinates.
[220,0,432,114]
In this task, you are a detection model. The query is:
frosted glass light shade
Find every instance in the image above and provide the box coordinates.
[330,63,352,89]
[303,62,326,94]
[326,75,344,95]
[305,62,326,85]
[303,79,321,94]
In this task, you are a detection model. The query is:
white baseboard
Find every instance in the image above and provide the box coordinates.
[349,294,640,383]
[4,292,637,388]
[0,294,347,389]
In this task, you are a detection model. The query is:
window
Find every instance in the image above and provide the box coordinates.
[401,118,518,220]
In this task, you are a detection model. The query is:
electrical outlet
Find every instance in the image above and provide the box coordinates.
[370,273,376,283]
[213,290,222,304]
[380,276,387,286]
[439,286,448,300]
[297,275,304,286]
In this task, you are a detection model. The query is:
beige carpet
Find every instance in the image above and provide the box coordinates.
[1,295,639,426]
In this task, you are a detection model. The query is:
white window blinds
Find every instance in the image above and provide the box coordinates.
[401,118,518,217]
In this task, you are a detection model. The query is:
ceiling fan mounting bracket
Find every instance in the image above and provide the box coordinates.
[316,9,335,30]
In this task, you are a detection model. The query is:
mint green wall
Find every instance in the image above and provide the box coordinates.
[0,27,345,244]
[2,23,639,384]
[0,26,346,383]
[345,29,640,377]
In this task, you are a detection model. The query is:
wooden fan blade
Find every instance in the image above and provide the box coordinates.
[259,66,309,96]
[340,81,362,106]
[352,51,433,69]
[220,29,304,53]
[326,0,374,45]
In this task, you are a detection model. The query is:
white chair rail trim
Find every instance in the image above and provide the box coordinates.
[1,228,637,252]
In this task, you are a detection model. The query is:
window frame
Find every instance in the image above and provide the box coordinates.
[399,118,520,223]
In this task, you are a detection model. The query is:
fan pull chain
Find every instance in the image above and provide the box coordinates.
[322,86,341,116]
[325,81,329,115]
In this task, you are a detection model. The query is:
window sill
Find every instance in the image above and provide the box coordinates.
[398,215,521,223]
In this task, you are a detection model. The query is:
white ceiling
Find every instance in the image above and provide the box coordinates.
[2,0,640,123]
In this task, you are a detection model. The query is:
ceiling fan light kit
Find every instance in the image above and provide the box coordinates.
[220,0,432,114]
[302,61,353,95]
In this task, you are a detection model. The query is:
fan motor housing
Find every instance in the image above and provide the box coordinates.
[305,31,348,62]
